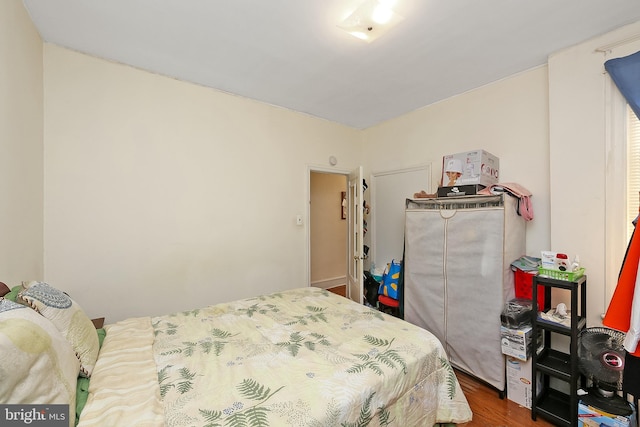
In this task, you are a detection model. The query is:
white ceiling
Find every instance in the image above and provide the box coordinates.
[22,0,640,129]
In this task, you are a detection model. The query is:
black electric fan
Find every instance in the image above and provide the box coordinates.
[577,327,634,416]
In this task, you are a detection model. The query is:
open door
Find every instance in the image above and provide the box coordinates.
[347,166,364,303]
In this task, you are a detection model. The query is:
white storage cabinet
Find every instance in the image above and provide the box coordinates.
[403,194,525,393]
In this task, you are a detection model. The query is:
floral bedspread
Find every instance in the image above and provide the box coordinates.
[151,287,472,427]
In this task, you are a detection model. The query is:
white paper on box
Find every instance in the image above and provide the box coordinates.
[501,325,533,361]
[441,149,499,187]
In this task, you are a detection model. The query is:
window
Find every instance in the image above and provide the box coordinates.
[602,40,640,310]
[627,105,640,240]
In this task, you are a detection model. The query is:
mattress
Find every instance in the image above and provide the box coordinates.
[78,287,472,426]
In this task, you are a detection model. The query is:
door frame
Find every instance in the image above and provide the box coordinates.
[347,166,364,303]
[306,164,351,293]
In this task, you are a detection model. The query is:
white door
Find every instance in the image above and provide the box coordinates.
[347,166,364,303]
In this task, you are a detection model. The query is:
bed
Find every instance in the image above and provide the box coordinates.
[0,282,472,427]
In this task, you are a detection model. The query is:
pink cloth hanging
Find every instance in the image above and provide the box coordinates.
[478,182,534,221]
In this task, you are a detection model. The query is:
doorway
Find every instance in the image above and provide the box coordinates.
[309,171,348,296]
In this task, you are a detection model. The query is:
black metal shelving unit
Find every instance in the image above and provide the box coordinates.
[531,274,587,426]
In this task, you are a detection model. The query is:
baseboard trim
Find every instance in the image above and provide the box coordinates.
[311,276,346,289]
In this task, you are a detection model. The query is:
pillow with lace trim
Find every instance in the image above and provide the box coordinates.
[18,281,98,378]
[0,298,80,418]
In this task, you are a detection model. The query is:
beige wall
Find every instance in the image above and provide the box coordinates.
[10,0,639,328]
[0,0,43,284]
[43,45,361,321]
[362,66,552,256]
[548,20,640,327]
[310,172,347,288]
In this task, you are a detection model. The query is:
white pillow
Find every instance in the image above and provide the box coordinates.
[19,282,99,378]
[0,298,80,424]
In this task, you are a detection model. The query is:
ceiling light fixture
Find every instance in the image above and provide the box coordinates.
[337,0,404,43]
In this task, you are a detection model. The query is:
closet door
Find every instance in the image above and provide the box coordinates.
[404,209,446,344]
[445,207,505,391]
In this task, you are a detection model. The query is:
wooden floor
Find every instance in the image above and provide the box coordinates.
[327,285,346,297]
[455,370,554,427]
[326,285,554,426]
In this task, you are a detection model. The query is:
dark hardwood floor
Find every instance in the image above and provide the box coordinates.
[326,285,554,426]
[327,285,347,297]
[455,369,554,427]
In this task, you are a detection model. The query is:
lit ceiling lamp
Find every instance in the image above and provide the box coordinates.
[337,0,404,43]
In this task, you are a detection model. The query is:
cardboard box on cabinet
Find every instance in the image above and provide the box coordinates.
[441,149,499,188]
[436,184,485,198]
